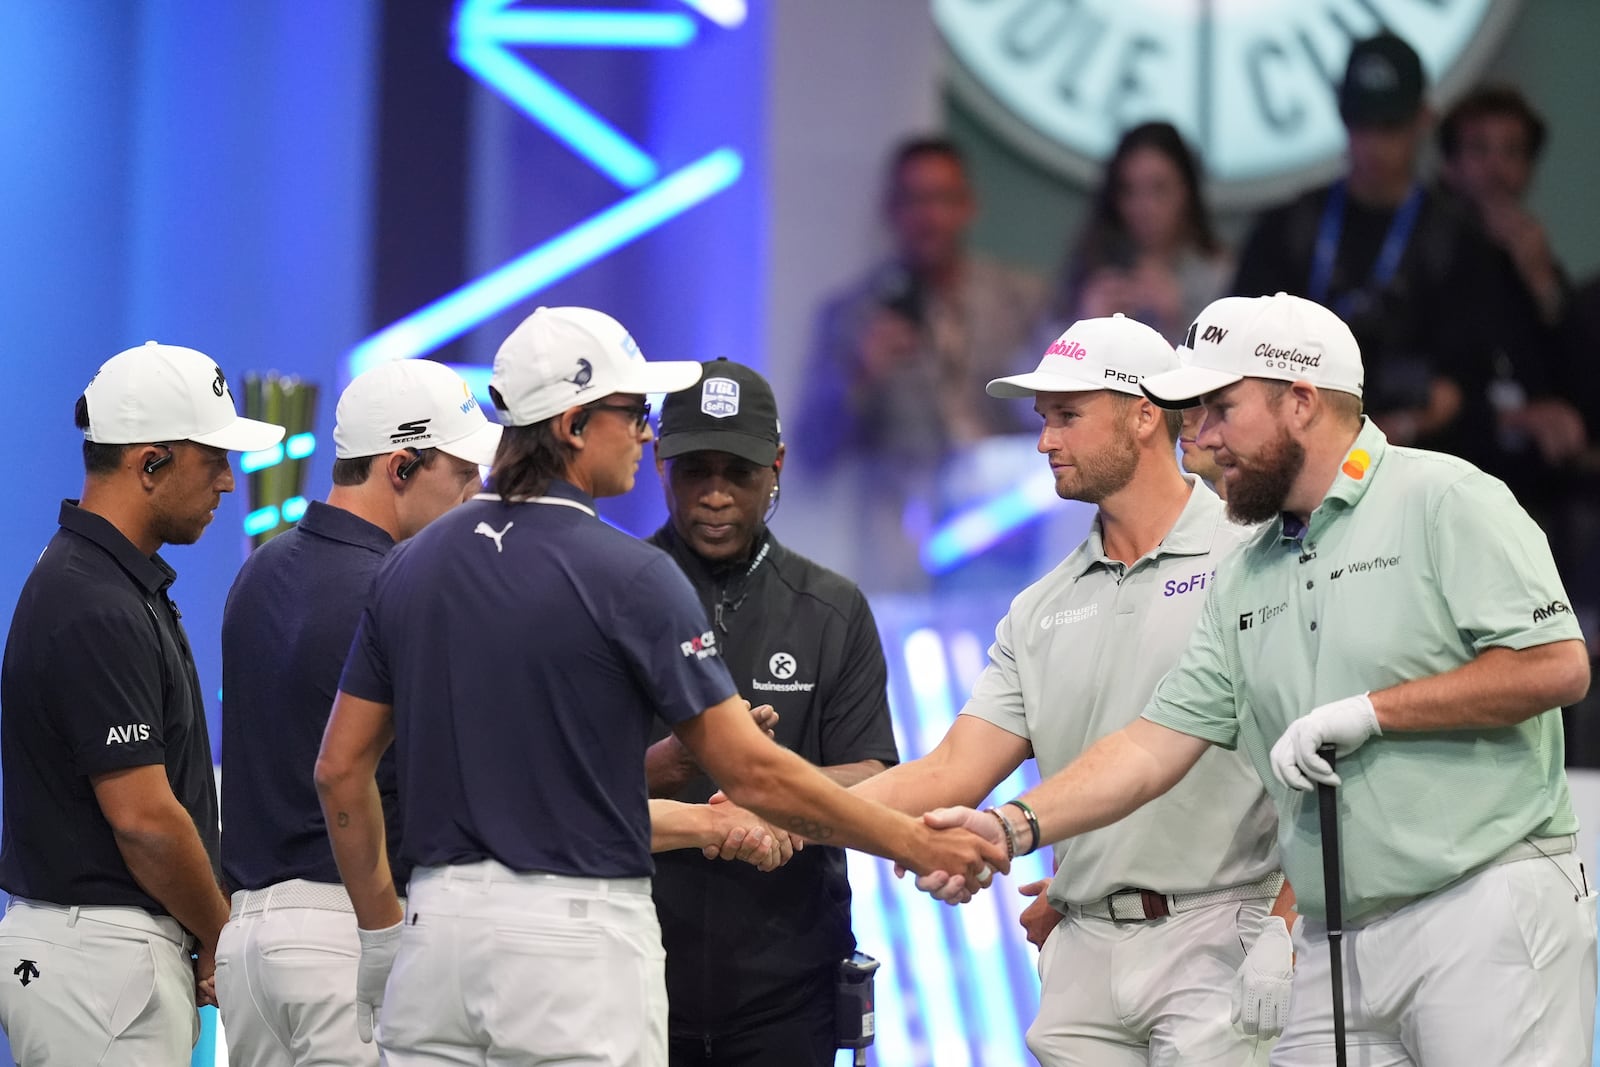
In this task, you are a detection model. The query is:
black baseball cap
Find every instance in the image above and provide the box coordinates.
[656,358,781,466]
[1339,34,1425,127]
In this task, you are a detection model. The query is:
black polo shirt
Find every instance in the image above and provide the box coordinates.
[221,501,405,892]
[0,501,220,911]
[647,525,900,1035]
[339,481,737,880]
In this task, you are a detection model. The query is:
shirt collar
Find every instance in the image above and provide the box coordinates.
[1276,417,1388,544]
[1069,474,1225,578]
[295,500,395,554]
[57,500,174,595]
[473,479,598,516]
[651,522,775,585]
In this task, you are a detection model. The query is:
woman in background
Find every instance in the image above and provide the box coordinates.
[1055,122,1232,345]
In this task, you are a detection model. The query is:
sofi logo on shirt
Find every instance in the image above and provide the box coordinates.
[1163,570,1214,597]
[680,631,719,660]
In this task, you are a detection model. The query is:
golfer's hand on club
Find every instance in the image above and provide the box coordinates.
[1270,693,1380,790]
[895,806,1007,904]
[1230,915,1294,1038]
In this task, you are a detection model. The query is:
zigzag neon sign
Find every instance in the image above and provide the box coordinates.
[345,0,746,380]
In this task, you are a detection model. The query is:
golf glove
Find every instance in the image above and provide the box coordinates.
[1231,915,1294,1038]
[355,921,403,1043]
[1270,693,1380,791]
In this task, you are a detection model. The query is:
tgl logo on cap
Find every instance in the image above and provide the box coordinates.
[701,378,740,419]
[1046,339,1087,361]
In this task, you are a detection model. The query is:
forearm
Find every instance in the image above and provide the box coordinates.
[112,821,230,949]
[722,746,915,865]
[1370,641,1589,732]
[1270,879,1297,923]
[648,799,714,851]
[1014,720,1204,852]
[820,759,888,789]
[852,753,995,815]
[318,775,403,930]
[644,736,700,798]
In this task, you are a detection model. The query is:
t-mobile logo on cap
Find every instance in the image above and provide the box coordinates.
[1046,339,1086,360]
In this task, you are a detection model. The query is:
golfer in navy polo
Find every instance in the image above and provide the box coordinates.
[215,359,502,1067]
[314,306,1004,1066]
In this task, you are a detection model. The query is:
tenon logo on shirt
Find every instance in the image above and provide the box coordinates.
[1533,600,1571,623]
[680,630,719,660]
[105,723,151,745]
[701,377,740,419]
[1238,601,1287,632]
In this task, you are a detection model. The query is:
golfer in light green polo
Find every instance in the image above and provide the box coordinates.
[912,292,1594,1066]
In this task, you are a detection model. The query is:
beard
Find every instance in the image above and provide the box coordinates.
[1056,422,1140,504]
[1225,426,1305,524]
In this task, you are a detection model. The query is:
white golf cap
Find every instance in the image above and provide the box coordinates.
[987,313,1178,399]
[488,306,702,427]
[82,341,285,452]
[1141,293,1365,409]
[334,360,504,465]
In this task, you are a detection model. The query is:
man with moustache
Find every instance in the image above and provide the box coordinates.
[855,314,1291,1065]
[0,342,284,1063]
[915,292,1594,1066]
[643,357,899,1066]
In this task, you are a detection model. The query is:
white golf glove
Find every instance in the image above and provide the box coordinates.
[1231,915,1294,1038]
[1269,693,1380,791]
[355,921,403,1043]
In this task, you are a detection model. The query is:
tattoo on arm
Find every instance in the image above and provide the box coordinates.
[783,816,834,842]
[336,812,350,828]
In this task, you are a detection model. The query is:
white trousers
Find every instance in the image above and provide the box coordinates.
[1027,896,1274,1067]
[214,881,378,1067]
[0,897,198,1066]
[1271,850,1597,1066]
[379,860,667,1067]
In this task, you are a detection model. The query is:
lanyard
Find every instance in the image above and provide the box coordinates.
[1307,180,1423,317]
[713,536,771,633]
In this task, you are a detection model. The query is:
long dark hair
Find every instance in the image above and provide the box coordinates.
[1057,122,1219,316]
[485,421,575,499]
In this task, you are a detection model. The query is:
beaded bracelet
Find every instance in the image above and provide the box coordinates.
[1006,798,1042,856]
[985,808,1017,860]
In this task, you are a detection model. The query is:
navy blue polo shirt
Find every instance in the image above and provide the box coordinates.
[340,481,737,879]
[221,501,406,892]
[0,502,219,911]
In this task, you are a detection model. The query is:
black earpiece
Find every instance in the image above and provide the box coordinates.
[570,411,590,436]
[396,448,425,482]
[143,448,174,476]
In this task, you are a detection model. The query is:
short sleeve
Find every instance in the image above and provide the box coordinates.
[54,607,167,776]
[616,555,737,726]
[957,608,1032,743]
[1431,472,1585,651]
[338,603,393,705]
[817,591,898,767]
[1143,582,1242,748]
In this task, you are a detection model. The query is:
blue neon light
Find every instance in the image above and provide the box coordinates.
[240,444,283,474]
[285,432,316,460]
[348,149,742,377]
[468,9,697,48]
[243,506,280,536]
[281,495,309,522]
[921,469,1059,574]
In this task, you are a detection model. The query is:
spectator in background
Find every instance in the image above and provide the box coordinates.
[1055,122,1233,346]
[1232,33,1519,463]
[801,136,1048,590]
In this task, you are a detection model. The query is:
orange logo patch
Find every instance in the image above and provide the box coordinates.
[1341,448,1371,481]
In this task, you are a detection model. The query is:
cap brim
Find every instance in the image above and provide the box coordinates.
[1139,365,1244,410]
[657,430,778,467]
[189,416,286,453]
[616,360,703,396]
[437,422,504,466]
[986,372,1104,398]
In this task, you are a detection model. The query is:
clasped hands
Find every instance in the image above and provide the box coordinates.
[895,805,1016,905]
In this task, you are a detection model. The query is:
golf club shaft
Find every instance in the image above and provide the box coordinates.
[1317,743,1347,1067]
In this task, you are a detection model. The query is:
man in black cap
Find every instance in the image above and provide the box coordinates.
[1232,32,1546,471]
[645,358,900,1066]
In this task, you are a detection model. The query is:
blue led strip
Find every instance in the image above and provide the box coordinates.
[348,149,742,378]
[241,432,316,474]
[342,0,745,381]
[921,469,1058,574]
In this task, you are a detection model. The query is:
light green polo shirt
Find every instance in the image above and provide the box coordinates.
[1146,419,1584,922]
[961,476,1278,905]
